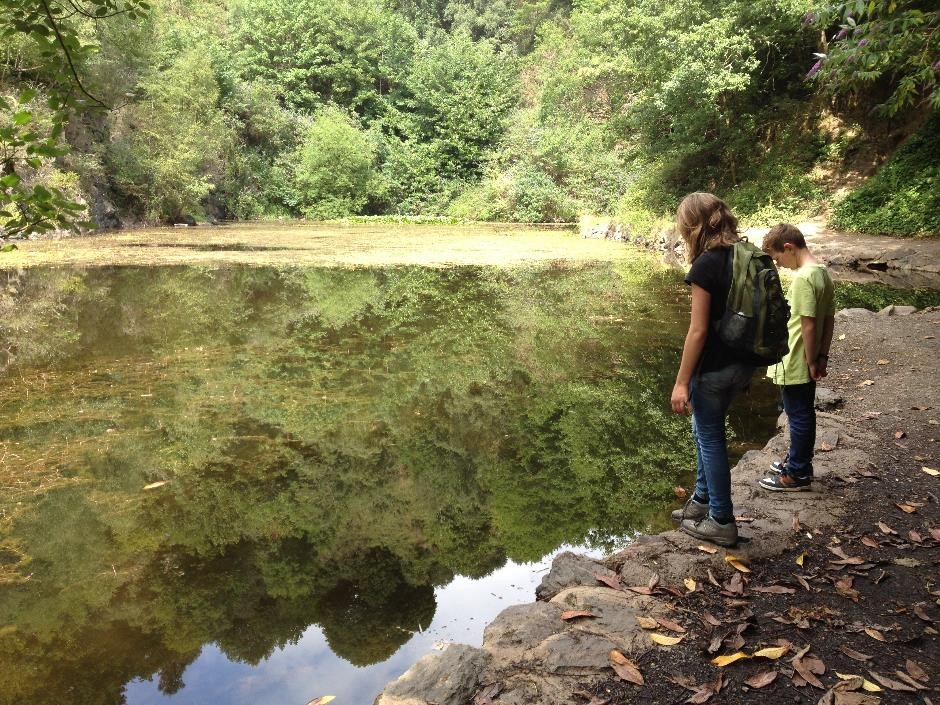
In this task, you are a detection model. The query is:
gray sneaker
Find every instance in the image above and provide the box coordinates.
[670,497,708,524]
[679,516,738,547]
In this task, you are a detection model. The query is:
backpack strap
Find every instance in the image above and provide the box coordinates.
[727,241,754,314]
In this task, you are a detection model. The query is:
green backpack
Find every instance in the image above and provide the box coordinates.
[718,241,790,364]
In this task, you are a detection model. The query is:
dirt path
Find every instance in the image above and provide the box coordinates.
[744,217,940,288]
[376,306,940,705]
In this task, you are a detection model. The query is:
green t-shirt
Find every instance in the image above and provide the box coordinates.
[767,263,835,385]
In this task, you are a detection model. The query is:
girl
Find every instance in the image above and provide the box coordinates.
[669,192,760,546]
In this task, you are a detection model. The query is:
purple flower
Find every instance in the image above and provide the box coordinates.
[807,58,824,78]
[834,28,848,40]
[803,11,816,26]
[858,39,869,48]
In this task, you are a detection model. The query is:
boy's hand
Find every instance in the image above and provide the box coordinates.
[810,360,828,380]
[671,383,691,415]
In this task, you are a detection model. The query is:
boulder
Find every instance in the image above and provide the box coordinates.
[814,387,844,410]
[374,644,486,705]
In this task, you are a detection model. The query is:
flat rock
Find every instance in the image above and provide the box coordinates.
[375,643,486,705]
[536,551,613,601]
[836,308,875,321]
[879,304,918,316]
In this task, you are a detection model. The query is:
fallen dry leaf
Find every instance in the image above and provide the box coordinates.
[656,617,687,633]
[698,544,718,555]
[649,633,683,646]
[894,430,906,440]
[684,578,697,592]
[636,616,659,630]
[753,585,797,595]
[143,481,168,490]
[793,657,825,689]
[711,651,750,667]
[609,650,644,686]
[867,671,916,692]
[860,536,880,549]
[877,359,889,365]
[876,522,897,536]
[893,671,926,690]
[674,486,688,498]
[595,573,623,591]
[864,627,886,642]
[473,683,501,705]
[836,673,882,692]
[561,610,598,621]
[922,466,940,476]
[792,514,802,531]
[913,604,931,622]
[820,442,835,452]
[753,645,789,659]
[857,379,874,387]
[904,660,928,683]
[702,611,722,627]
[725,555,751,573]
[745,670,778,688]
[796,550,808,567]
[835,577,861,602]
[839,645,872,662]
[895,503,917,514]
[909,530,923,543]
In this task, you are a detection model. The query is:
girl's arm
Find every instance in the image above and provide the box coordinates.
[671,284,711,415]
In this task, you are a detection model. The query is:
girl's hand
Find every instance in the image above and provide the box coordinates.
[671,383,691,415]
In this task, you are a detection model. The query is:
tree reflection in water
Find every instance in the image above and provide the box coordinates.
[0,262,774,704]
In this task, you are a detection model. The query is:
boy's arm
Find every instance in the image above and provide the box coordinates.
[800,316,821,379]
[816,314,835,378]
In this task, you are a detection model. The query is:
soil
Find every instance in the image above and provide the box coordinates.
[578,308,940,705]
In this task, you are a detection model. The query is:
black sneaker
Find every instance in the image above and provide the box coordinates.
[770,459,787,475]
[679,516,738,547]
[758,474,812,491]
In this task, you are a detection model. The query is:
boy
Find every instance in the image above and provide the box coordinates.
[759,224,835,491]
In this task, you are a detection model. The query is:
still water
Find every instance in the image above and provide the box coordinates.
[0,260,778,705]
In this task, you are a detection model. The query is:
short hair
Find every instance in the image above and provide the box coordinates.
[763,223,806,252]
[675,192,740,263]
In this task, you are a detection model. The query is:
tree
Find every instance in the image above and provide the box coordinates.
[808,0,939,116]
[0,0,149,236]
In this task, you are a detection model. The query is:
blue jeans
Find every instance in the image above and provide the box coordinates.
[690,363,755,521]
[782,381,816,477]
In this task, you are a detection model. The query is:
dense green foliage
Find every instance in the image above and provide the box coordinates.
[830,113,940,237]
[833,280,940,310]
[1,0,936,234]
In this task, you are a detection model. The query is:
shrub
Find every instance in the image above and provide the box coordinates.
[830,114,940,238]
[292,106,377,219]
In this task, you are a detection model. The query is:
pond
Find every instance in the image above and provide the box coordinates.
[0,228,784,705]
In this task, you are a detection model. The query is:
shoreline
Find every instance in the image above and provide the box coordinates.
[375,305,940,705]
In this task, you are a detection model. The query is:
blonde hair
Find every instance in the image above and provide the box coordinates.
[763,223,806,252]
[675,192,740,263]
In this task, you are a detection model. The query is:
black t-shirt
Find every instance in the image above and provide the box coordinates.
[684,246,760,373]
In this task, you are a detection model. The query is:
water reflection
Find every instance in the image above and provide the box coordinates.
[0,262,774,705]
